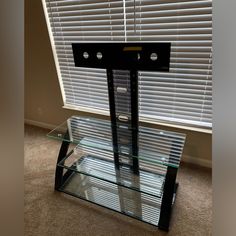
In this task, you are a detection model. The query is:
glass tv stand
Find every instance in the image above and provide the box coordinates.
[47,116,185,230]
[47,43,186,231]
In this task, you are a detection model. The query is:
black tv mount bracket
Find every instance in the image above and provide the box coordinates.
[72,43,171,175]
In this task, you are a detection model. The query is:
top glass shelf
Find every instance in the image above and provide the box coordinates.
[47,116,186,168]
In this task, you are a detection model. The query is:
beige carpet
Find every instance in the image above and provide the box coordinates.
[24,124,212,236]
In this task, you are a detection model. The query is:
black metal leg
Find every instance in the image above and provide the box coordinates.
[174,182,179,195]
[158,166,178,231]
[158,137,182,231]
[55,134,70,190]
[172,182,179,205]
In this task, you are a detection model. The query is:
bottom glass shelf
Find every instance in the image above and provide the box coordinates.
[58,147,166,198]
[60,171,162,226]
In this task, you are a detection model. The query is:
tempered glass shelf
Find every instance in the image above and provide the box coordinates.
[60,171,161,226]
[58,144,166,198]
[47,116,186,168]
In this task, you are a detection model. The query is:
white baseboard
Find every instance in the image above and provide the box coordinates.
[24,119,57,130]
[25,119,212,168]
[182,154,212,168]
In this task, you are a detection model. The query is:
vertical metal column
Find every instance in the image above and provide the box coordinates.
[107,68,139,174]
[130,69,139,174]
[107,68,120,169]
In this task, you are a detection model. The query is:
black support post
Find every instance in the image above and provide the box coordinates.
[130,69,139,174]
[107,68,120,169]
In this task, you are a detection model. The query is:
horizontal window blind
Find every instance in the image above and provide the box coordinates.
[42,0,212,129]
[125,0,212,127]
[44,0,125,113]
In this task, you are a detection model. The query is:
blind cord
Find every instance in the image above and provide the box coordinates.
[134,0,136,34]
[123,0,127,41]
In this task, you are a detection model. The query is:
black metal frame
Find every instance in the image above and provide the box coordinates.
[107,69,120,169]
[107,68,140,174]
[53,42,181,231]
[130,69,139,174]
[72,43,170,71]
[72,43,170,175]
[158,166,178,231]
[54,131,74,191]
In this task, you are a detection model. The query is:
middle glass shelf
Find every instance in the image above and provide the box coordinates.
[58,144,167,198]
[47,116,186,169]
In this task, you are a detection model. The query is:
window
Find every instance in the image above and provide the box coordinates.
[42,0,212,129]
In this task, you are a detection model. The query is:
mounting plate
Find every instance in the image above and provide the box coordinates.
[72,43,171,71]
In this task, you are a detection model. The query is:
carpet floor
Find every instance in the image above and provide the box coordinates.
[24,124,212,236]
